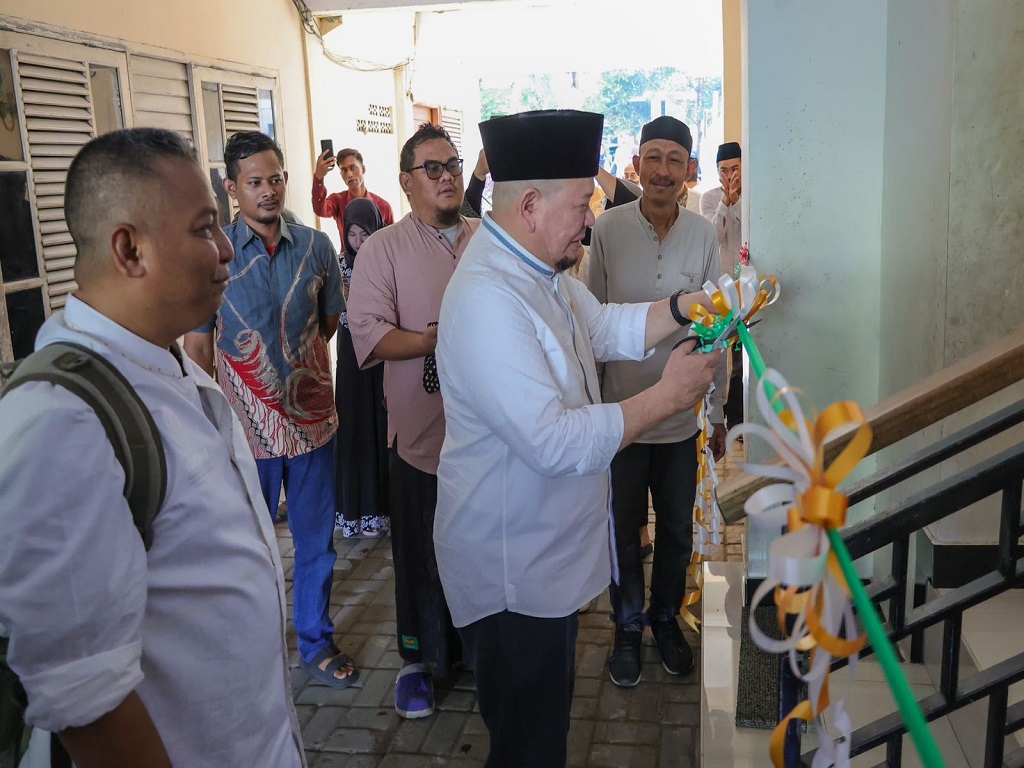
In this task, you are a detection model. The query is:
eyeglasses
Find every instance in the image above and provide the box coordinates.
[404,158,464,180]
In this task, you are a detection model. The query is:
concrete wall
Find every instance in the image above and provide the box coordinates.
[879,0,1024,548]
[744,0,887,433]
[742,0,888,576]
[2,0,320,222]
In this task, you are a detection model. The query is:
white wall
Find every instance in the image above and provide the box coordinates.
[742,0,888,577]
[305,22,407,249]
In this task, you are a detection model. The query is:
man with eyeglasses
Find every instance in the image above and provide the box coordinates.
[347,123,479,720]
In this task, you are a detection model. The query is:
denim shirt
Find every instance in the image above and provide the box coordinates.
[199,218,345,459]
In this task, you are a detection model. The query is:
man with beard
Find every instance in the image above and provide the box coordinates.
[184,131,356,691]
[588,116,727,689]
[433,110,723,767]
[347,123,479,720]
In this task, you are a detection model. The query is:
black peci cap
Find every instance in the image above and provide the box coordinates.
[479,109,604,182]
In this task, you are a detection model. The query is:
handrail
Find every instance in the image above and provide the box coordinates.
[717,327,1024,523]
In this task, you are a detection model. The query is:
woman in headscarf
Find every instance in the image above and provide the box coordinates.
[335,197,389,537]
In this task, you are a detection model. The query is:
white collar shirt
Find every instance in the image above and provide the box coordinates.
[699,186,744,277]
[588,200,726,440]
[434,215,651,628]
[0,297,303,767]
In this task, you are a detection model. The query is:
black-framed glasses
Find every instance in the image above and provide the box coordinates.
[404,158,464,180]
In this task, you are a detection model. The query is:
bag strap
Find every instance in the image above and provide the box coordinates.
[1,342,167,550]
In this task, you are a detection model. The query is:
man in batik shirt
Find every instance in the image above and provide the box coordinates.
[186,131,356,690]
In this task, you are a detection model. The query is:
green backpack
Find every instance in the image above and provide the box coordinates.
[0,342,167,767]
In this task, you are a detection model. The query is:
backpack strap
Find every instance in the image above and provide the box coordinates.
[1,342,167,550]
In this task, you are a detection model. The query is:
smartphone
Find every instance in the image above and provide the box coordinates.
[320,139,334,159]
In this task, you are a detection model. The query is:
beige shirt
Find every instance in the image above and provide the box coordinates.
[588,200,727,442]
[347,212,481,474]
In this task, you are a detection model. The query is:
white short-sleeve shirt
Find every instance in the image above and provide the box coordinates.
[0,297,304,767]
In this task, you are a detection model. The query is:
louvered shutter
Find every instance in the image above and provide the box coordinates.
[16,52,96,309]
[128,55,195,145]
[441,108,463,156]
[221,84,260,138]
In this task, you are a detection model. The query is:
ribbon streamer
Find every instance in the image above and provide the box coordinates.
[680,397,725,633]
[729,368,869,767]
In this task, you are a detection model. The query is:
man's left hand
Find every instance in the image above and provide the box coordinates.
[709,422,727,461]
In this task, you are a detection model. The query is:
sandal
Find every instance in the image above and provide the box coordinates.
[300,646,359,689]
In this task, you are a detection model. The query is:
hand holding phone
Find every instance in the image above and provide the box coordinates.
[315,141,336,180]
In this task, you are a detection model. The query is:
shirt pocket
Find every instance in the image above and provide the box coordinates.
[678,270,701,292]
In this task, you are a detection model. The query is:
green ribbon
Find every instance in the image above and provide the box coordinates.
[733,319,945,768]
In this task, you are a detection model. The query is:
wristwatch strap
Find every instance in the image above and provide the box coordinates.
[669,290,692,327]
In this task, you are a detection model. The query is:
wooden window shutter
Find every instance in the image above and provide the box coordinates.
[16,52,96,309]
[441,108,463,156]
[221,84,260,138]
[128,55,195,146]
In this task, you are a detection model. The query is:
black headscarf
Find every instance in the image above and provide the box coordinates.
[342,197,385,264]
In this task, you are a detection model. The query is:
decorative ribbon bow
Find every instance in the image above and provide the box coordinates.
[728,368,871,768]
[689,265,779,350]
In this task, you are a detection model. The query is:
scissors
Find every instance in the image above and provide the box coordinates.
[677,318,761,354]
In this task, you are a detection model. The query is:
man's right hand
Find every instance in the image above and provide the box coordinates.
[659,339,722,411]
[720,173,740,206]
[314,149,336,181]
[421,324,439,355]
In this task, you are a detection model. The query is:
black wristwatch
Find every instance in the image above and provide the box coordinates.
[669,289,692,327]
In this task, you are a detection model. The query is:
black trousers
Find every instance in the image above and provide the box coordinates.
[389,444,460,677]
[609,437,698,627]
[459,610,579,768]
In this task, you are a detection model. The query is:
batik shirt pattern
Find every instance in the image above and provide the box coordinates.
[201,219,346,459]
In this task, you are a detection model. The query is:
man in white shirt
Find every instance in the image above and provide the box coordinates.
[700,141,745,429]
[0,129,304,768]
[434,109,723,768]
[588,116,727,689]
[699,141,743,276]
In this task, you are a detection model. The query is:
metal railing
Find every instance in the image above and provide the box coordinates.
[788,400,1024,766]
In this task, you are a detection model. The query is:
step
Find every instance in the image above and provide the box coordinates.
[700,561,974,766]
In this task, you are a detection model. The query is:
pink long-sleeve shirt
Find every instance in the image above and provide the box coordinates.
[347,212,480,474]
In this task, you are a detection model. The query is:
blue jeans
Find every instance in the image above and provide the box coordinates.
[257,436,337,663]
[608,437,698,628]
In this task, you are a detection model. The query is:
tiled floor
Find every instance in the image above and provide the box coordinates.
[280,439,749,766]
[280,530,704,767]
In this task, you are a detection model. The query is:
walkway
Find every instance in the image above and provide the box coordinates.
[282,447,746,767]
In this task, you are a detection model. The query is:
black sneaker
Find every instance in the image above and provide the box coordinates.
[608,625,643,687]
[651,618,694,676]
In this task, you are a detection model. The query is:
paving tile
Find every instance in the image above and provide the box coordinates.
[593,721,660,745]
[576,643,608,678]
[566,719,595,767]
[321,727,386,754]
[352,668,396,708]
[588,743,658,767]
[387,717,432,753]
[595,680,631,721]
[627,686,662,722]
[340,707,401,731]
[303,706,349,748]
[659,726,696,768]
[420,712,468,756]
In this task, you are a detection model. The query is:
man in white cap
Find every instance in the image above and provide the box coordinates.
[434,109,724,768]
